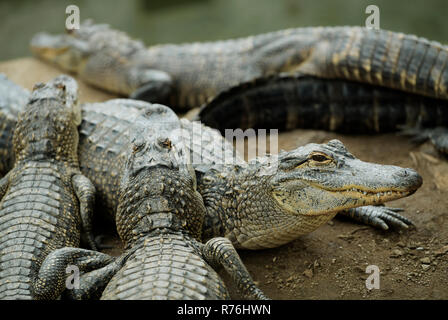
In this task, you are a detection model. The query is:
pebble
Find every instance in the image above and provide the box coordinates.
[390,249,404,257]
[303,269,313,278]
[420,257,431,264]
[421,264,431,271]
[434,245,448,256]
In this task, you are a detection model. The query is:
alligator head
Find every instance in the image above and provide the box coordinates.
[13,75,81,163]
[30,20,171,97]
[205,139,423,249]
[32,20,143,70]
[116,104,206,247]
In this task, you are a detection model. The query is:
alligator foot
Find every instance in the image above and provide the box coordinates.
[63,252,130,300]
[338,205,414,230]
[400,127,448,156]
[202,237,270,300]
[34,247,115,300]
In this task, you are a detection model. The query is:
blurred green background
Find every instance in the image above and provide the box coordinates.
[0,0,447,60]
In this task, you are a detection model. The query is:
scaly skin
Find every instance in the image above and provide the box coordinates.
[0,76,96,300]
[0,79,423,249]
[198,74,448,136]
[30,21,448,110]
[38,104,267,300]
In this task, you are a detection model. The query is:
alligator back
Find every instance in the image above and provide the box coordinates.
[0,76,83,299]
[0,162,81,299]
[101,233,229,300]
[198,74,448,134]
[100,103,232,300]
[110,26,448,108]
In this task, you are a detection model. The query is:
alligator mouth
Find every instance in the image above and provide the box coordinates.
[330,187,415,202]
[302,184,420,216]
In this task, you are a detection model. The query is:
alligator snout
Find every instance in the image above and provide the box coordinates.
[393,168,423,191]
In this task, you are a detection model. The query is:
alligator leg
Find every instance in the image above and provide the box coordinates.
[0,172,10,198]
[338,206,413,230]
[429,128,448,155]
[128,68,173,104]
[63,253,130,300]
[33,247,114,300]
[72,174,97,250]
[202,237,269,300]
[401,127,448,156]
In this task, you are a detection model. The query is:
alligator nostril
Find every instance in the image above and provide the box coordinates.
[400,169,409,177]
[395,168,423,188]
[395,168,414,178]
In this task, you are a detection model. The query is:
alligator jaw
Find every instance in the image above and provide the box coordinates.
[303,184,421,216]
[317,181,421,203]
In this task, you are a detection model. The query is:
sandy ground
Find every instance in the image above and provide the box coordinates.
[1,58,447,300]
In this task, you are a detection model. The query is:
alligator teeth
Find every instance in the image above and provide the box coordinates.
[340,188,406,197]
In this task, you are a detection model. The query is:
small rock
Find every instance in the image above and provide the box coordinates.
[420,257,431,264]
[434,245,448,256]
[416,247,424,251]
[331,258,336,264]
[327,221,334,226]
[421,264,431,271]
[337,234,354,241]
[390,249,404,258]
[272,257,277,263]
[303,269,313,278]
[397,241,406,247]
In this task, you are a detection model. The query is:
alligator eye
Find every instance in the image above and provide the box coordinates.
[158,138,172,149]
[132,142,145,153]
[309,152,332,163]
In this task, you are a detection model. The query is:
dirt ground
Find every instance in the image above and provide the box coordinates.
[1,58,447,300]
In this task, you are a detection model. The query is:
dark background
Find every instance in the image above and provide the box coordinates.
[0,0,446,60]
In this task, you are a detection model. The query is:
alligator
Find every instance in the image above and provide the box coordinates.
[197,74,448,156]
[0,77,422,250]
[0,75,96,299]
[30,20,448,110]
[0,74,30,175]
[35,104,268,300]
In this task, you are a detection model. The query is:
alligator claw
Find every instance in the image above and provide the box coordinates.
[339,205,414,231]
